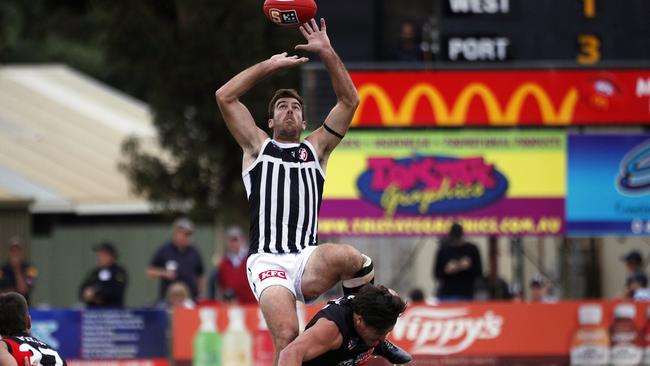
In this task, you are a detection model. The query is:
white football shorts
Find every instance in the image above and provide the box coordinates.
[246,245,317,304]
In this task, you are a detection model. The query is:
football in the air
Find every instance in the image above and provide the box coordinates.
[263,0,317,27]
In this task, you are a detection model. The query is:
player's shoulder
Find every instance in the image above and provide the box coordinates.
[322,295,355,314]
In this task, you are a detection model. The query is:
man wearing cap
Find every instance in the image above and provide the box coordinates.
[146,217,205,303]
[0,237,38,305]
[621,250,648,299]
[528,275,556,303]
[213,226,256,304]
[78,242,128,308]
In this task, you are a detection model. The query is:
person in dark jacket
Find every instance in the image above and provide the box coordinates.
[433,223,483,301]
[79,242,128,308]
[0,237,38,305]
[278,284,408,366]
[146,217,204,302]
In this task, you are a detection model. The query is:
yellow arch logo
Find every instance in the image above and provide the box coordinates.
[352,82,579,126]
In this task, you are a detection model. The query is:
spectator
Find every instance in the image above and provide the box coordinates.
[78,242,128,308]
[164,281,195,309]
[146,217,205,304]
[621,250,648,299]
[627,271,650,301]
[528,275,556,303]
[408,288,425,303]
[390,20,424,62]
[214,226,256,304]
[0,237,37,305]
[408,287,437,305]
[433,223,483,301]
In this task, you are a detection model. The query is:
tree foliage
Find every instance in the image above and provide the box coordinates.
[1,0,303,221]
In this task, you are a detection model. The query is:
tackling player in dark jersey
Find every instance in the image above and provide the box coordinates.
[0,292,66,366]
[278,284,407,366]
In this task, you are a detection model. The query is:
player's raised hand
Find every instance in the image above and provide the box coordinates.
[295,18,332,54]
[267,52,310,70]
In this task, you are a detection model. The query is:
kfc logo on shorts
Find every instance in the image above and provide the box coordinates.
[298,147,308,161]
[259,269,287,281]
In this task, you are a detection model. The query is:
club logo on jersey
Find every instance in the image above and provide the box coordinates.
[348,338,358,350]
[298,147,309,161]
[259,269,287,281]
[337,350,373,366]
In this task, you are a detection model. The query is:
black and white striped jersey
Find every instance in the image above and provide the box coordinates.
[243,138,325,255]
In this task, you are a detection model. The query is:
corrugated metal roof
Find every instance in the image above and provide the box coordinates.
[0,64,163,214]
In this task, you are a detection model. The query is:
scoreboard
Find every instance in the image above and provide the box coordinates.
[437,0,650,64]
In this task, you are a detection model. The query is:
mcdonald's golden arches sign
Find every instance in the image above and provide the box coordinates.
[350,70,650,127]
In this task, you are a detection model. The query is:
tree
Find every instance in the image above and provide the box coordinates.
[1,0,303,222]
[105,1,302,221]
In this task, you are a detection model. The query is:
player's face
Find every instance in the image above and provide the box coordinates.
[9,245,23,259]
[226,235,242,253]
[173,228,193,248]
[355,317,392,347]
[96,251,114,267]
[269,97,305,142]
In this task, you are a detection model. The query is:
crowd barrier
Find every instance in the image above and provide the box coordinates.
[30,309,169,366]
[30,301,650,366]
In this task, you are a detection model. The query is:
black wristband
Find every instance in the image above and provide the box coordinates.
[323,123,344,139]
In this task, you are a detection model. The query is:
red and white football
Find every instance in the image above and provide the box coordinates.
[263,0,317,27]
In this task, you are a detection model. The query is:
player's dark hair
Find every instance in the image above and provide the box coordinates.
[0,292,29,336]
[352,284,407,331]
[268,89,304,118]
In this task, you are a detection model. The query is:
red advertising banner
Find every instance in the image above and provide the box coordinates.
[172,301,650,366]
[350,69,650,126]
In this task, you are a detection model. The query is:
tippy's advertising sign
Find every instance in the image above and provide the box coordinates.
[319,131,565,236]
[172,301,649,366]
[391,306,504,355]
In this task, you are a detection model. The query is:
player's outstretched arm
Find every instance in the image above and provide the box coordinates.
[216,53,309,157]
[278,318,342,366]
[300,18,360,169]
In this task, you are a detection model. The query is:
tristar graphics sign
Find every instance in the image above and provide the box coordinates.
[319,131,565,236]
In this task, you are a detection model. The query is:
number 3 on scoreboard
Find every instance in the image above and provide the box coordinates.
[577,34,600,65]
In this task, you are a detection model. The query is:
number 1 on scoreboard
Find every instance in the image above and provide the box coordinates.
[582,0,596,18]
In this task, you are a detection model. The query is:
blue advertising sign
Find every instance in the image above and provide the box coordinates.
[30,310,81,359]
[30,309,168,360]
[567,134,650,235]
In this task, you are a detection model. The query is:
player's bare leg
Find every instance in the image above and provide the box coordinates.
[259,285,300,366]
[300,243,370,300]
